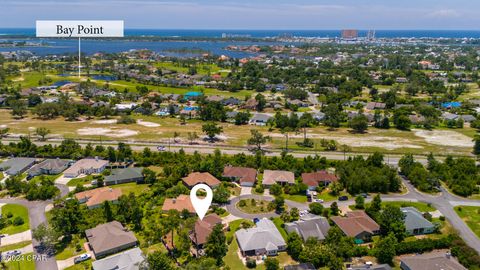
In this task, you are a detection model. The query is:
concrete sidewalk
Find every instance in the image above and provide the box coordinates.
[1,230,32,246]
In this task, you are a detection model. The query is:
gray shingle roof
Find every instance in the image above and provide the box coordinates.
[401,207,435,232]
[0,158,36,175]
[284,215,330,241]
[92,247,145,270]
[235,218,285,252]
[104,167,143,184]
[28,159,70,176]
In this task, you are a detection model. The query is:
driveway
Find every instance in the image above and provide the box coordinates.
[1,230,32,246]
[240,187,252,196]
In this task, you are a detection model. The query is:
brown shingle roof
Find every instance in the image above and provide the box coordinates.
[222,166,257,184]
[162,194,195,213]
[301,171,338,187]
[263,170,295,185]
[189,214,222,246]
[331,210,380,238]
[400,251,467,270]
[75,187,122,208]
[85,221,137,256]
[182,172,221,187]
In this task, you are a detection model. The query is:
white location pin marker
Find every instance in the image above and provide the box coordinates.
[190,184,213,220]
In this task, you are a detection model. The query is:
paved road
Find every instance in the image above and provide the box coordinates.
[226,178,480,254]
[0,183,68,270]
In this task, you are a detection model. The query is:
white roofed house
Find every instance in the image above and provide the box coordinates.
[63,158,109,178]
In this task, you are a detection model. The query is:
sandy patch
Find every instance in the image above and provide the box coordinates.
[77,127,138,138]
[414,129,473,148]
[137,120,160,127]
[0,125,7,129]
[93,119,117,124]
[269,133,422,150]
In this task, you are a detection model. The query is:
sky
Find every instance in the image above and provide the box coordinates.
[1,0,480,30]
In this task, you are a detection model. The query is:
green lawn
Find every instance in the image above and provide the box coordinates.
[64,261,92,270]
[454,206,480,238]
[29,174,60,184]
[4,253,36,270]
[382,201,436,212]
[284,194,308,203]
[110,182,150,196]
[272,218,288,240]
[237,199,273,214]
[55,236,87,260]
[0,204,30,235]
[67,175,94,187]
[0,241,31,252]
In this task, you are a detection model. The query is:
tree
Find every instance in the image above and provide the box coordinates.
[349,114,369,133]
[366,194,382,219]
[290,207,300,221]
[234,111,250,125]
[323,104,343,129]
[473,135,480,155]
[32,223,59,252]
[265,257,280,270]
[213,184,230,204]
[10,100,27,119]
[0,127,9,138]
[309,202,324,215]
[374,233,397,265]
[247,130,271,152]
[271,196,286,213]
[147,251,177,270]
[355,195,365,209]
[142,168,157,185]
[269,183,283,196]
[103,201,114,222]
[255,93,266,111]
[202,122,223,142]
[35,127,50,141]
[187,132,199,144]
[379,205,406,242]
[395,115,411,130]
[286,232,303,260]
[50,199,85,236]
[330,202,339,216]
[204,224,227,266]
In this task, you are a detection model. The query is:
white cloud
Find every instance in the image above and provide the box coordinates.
[427,9,461,18]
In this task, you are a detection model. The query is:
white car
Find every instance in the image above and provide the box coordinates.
[314,199,324,203]
[157,145,166,151]
[74,254,91,264]
[6,250,21,256]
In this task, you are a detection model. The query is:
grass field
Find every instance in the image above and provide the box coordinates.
[4,253,36,270]
[0,108,475,156]
[0,241,31,252]
[284,194,308,203]
[0,204,30,235]
[237,199,272,214]
[64,261,92,270]
[67,175,94,187]
[356,201,436,212]
[110,182,150,196]
[454,206,480,238]
[55,236,87,260]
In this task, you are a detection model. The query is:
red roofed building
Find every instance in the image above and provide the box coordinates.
[222,166,257,187]
[190,214,223,252]
[301,170,338,190]
[331,210,380,242]
[182,172,221,188]
[162,194,195,214]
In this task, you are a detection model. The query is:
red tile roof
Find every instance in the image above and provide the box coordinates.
[162,194,195,213]
[75,187,122,208]
[182,172,221,187]
[301,171,338,187]
[331,210,380,238]
[223,166,257,184]
[190,214,223,246]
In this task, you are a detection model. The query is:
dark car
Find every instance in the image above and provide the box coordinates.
[338,196,349,201]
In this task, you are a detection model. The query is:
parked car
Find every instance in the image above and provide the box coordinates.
[338,196,349,201]
[253,218,260,224]
[359,193,369,198]
[157,145,166,151]
[6,250,21,256]
[314,199,324,203]
[74,254,91,264]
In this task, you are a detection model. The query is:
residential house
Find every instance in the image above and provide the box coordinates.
[350,264,392,270]
[190,214,223,252]
[162,194,195,214]
[115,103,137,111]
[182,172,221,188]
[460,115,476,123]
[401,207,436,235]
[301,170,338,190]
[222,166,257,187]
[104,167,144,186]
[63,158,109,178]
[235,218,286,256]
[331,210,380,242]
[27,159,70,178]
[365,102,386,110]
[92,247,145,270]
[86,221,138,258]
[284,215,330,241]
[0,157,36,176]
[243,98,259,110]
[400,251,467,270]
[222,97,241,106]
[75,187,123,209]
[263,170,295,186]
[249,114,273,126]
[206,95,224,102]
